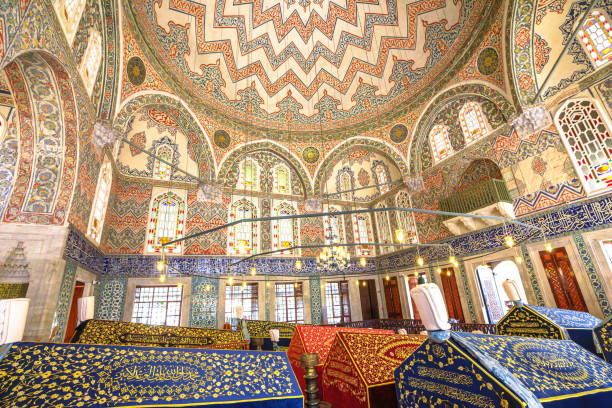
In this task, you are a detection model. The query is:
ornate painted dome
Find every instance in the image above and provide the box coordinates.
[127,0,495,135]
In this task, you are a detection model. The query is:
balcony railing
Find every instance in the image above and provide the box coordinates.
[439,178,511,217]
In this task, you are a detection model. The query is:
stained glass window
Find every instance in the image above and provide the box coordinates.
[146,191,185,253]
[131,285,183,326]
[53,0,87,45]
[275,283,304,323]
[353,214,373,256]
[79,30,102,96]
[374,164,390,193]
[225,283,259,324]
[340,172,352,201]
[429,125,454,163]
[459,102,489,144]
[325,281,351,324]
[87,159,112,244]
[324,206,345,245]
[272,202,298,254]
[153,145,174,181]
[555,99,612,194]
[273,164,291,194]
[375,203,393,254]
[578,10,612,68]
[237,158,259,190]
[395,191,419,244]
[229,199,258,255]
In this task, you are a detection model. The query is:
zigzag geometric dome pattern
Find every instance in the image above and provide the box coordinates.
[130,0,488,130]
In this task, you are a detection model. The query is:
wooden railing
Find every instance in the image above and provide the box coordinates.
[439,179,511,217]
[331,319,496,335]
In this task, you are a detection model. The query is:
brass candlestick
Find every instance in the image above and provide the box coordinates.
[300,353,320,407]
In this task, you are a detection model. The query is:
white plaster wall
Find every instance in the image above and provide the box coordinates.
[0,224,70,341]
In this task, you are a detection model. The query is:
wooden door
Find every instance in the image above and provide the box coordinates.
[383,277,402,319]
[539,247,588,312]
[440,268,465,322]
[64,281,84,342]
[359,279,379,320]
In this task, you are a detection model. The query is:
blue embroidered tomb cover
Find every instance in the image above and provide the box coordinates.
[395,333,612,408]
[496,305,601,353]
[0,342,303,408]
[594,314,612,363]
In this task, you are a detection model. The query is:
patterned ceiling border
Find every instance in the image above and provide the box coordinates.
[120,0,505,141]
[408,82,515,174]
[313,137,408,196]
[97,0,120,120]
[217,141,313,194]
[113,92,216,179]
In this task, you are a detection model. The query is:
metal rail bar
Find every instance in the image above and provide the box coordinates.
[229,241,450,267]
[119,136,205,183]
[163,206,542,246]
[533,0,597,102]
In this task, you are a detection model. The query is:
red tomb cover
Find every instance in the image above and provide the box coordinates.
[286,325,394,397]
[322,332,426,408]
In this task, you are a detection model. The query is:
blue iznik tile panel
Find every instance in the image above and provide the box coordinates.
[51,261,77,342]
[309,275,322,325]
[190,277,218,328]
[64,228,106,275]
[94,278,127,321]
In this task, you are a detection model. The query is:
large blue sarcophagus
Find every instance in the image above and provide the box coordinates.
[495,304,601,353]
[594,314,612,363]
[394,332,612,408]
[0,342,304,408]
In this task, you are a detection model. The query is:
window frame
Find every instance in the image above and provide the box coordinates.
[324,281,351,324]
[229,198,259,255]
[146,191,186,254]
[87,158,112,244]
[131,285,183,327]
[578,10,612,69]
[554,98,612,195]
[274,282,304,323]
[458,102,489,145]
[429,124,455,163]
[225,283,260,324]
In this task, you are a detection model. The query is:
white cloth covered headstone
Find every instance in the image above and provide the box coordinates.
[410,283,451,331]
[502,279,522,302]
[77,296,95,323]
[0,298,30,344]
[269,329,280,342]
[234,305,244,319]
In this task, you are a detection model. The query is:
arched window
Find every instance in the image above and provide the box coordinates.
[146,191,185,254]
[53,0,87,45]
[395,191,418,244]
[79,30,102,95]
[324,206,345,245]
[429,125,454,163]
[353,214,373,256]
[374,203,393,254]
[555,99,612,194]
[373,162,390,193]
[578,10,612,68]
[237,158,260,191]
[87,158,112,244]
[229,199,258,255]
[272,202,298,255]
[459,102,489,144]
[153,145,174,181]
[340,172,352,201]
[273,164,291,194]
